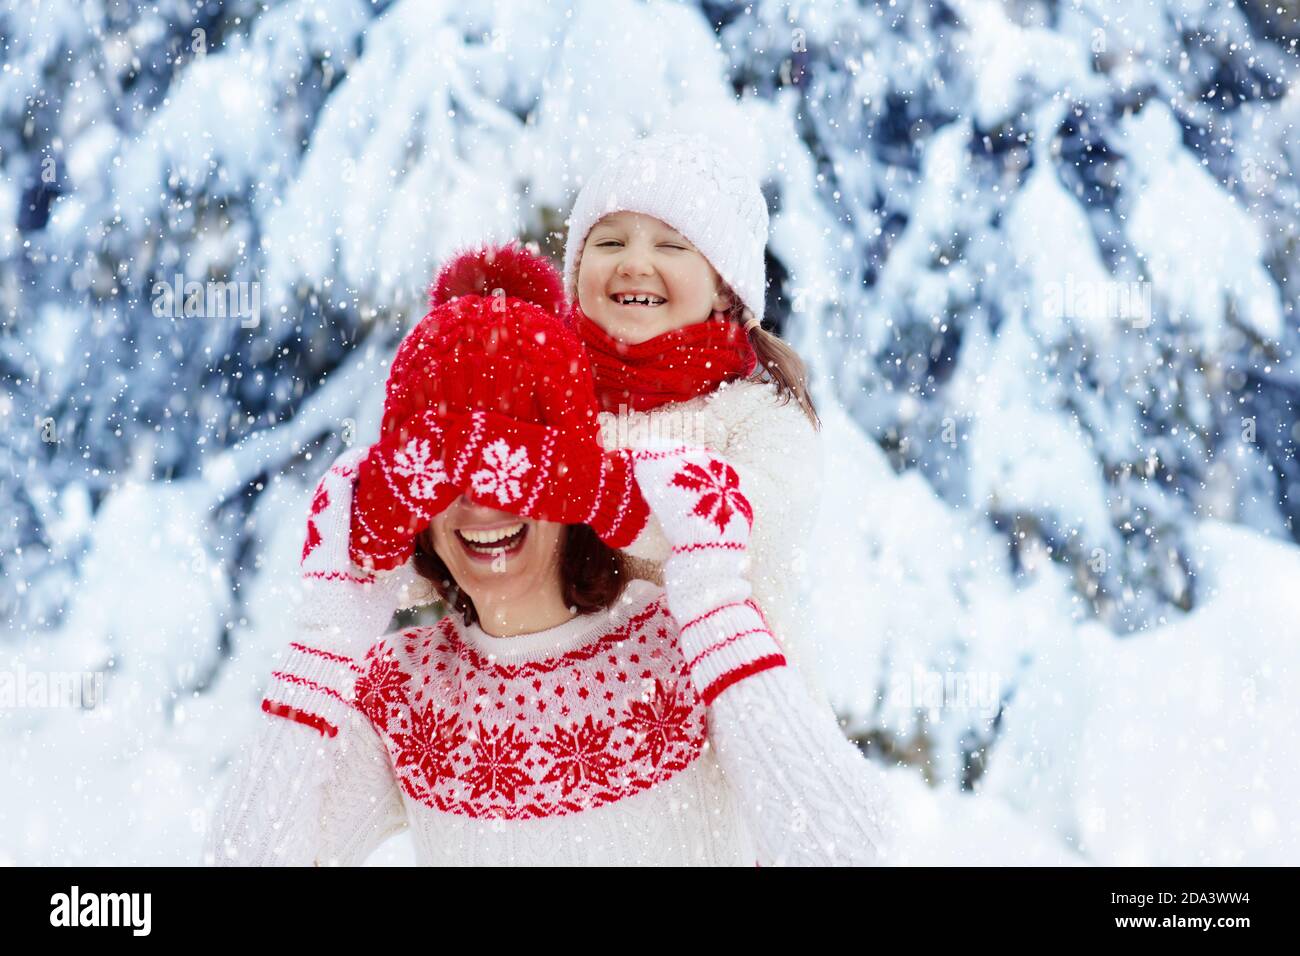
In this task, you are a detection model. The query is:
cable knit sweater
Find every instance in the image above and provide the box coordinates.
[202,579,893,867]
[595,378,830,709]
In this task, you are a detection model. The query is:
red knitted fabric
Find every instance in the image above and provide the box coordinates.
[567,301,758,413]
[350,243,649,571]
[381,243,596,439]
[349,406,648,570]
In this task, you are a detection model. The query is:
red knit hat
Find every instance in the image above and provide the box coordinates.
[350,242,649,571]
[380,242,596,438]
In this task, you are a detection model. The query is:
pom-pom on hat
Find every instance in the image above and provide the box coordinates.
[380,242,597,441]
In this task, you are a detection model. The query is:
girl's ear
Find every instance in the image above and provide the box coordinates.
[712,281,735,313]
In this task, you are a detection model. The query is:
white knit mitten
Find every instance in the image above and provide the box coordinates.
[267,446,429,740]
[631,442,786,704]
[295,445,430,645]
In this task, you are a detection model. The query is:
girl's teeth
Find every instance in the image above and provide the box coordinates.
[460,523,524,545]
[616,294,665,306]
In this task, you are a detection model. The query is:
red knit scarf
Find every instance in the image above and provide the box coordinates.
[570,302,758,413]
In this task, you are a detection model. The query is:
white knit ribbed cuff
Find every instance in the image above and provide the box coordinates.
[661,548,752,625]
[262,639,364,739]
[677,600,786,706]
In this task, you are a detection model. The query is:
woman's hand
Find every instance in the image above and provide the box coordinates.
[349,411,465,572]
[347,406,650,573]
[296,445,431,650]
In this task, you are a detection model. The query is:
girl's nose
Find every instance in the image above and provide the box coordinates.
[617,258,654,278]
[616,248,654,277]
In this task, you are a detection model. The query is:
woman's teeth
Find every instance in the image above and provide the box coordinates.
[613,293,666,306]
[458,523,526,553]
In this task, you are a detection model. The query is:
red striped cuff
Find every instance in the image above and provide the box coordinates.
[260,639,363,738]
[678,600,786,705]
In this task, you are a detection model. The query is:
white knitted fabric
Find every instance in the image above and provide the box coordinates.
[628,441,785,706]
[201,579,895,867]
[596,378,831,713]
[295,446,432,647]
[201,404,891,866]
[562,131,770,325]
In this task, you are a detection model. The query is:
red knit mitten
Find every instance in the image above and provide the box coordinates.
[349,407,650,572]
[298,446,431,641]
[349,412,465,571]
[435,409,648,547]
[630,442,786,705]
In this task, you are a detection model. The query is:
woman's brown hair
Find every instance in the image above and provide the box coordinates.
[721,296,821,430]
[411,522,630,628]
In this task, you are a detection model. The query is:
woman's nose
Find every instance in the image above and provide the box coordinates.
[453,493,512,522]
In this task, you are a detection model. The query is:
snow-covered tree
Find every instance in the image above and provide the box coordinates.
[3,0,1296,865]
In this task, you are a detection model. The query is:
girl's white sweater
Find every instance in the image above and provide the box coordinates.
[596,378,830,709]
[202,579,892,867]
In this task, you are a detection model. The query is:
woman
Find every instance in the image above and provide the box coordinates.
[202,244,894,866]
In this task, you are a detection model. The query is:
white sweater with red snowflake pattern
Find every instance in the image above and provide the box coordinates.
[202,579,894,867]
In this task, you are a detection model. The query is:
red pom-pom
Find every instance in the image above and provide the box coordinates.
[428,242,566,315]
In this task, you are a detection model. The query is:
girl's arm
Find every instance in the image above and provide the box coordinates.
[676,601,894,866]
[203,637,407,866]
[632,443,895,867]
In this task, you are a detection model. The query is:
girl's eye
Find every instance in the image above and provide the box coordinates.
[594,240,623,248]
[659,243,686,250]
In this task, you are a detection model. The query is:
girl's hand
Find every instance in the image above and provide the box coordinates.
[630,441,785,704]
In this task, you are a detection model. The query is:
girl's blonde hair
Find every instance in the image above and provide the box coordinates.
[721,296,821,431]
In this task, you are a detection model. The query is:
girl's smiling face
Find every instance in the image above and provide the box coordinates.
[576,210,734,344]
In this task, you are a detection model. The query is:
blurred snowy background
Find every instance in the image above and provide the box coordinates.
[2,0,1297,866]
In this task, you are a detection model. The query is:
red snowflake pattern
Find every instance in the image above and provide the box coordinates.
[364,598,708,821]
[618,676,696,768]
[461,723,534,802]
[301,484,330,561]
[354,651,412,727]
[391,699,468,793]
[670,457,753,534]
[538,715,621,795]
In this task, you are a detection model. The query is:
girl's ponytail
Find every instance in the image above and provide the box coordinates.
[724,299,821,430]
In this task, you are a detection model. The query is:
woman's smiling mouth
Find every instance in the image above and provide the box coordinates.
[456,523,528,561]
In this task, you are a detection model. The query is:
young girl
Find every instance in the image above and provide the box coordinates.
[562,131,832,710]
[201,246,893,866]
